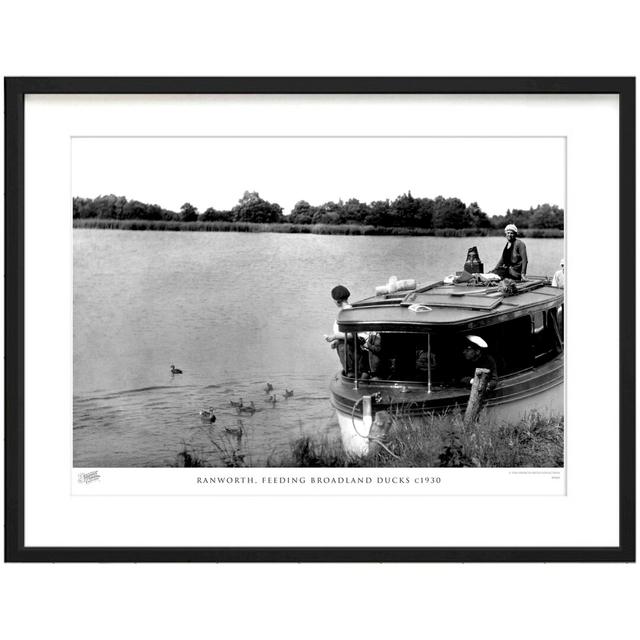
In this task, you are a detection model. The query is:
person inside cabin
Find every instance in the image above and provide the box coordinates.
[415,346,438,378]
[552,258,565,288]
[362,331,387,380]
[324,285,367,377]
[456,335,498,391]
[491,224,528,281]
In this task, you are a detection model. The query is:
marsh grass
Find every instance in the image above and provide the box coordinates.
[270,409,564,468]
[384,409,564,468]
[172,402,564,469]
[175,440,206,467]
[175,421,253,468]
[74,218,563,238]
[267,430,361,468]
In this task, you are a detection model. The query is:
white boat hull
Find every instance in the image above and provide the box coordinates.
[335,380,564,457]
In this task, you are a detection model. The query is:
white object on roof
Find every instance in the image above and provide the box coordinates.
[408,304,432,313]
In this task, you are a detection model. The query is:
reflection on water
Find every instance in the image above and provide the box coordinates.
[73,230,564,467]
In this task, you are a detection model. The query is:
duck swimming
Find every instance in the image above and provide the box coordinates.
[199,407,216,423]
[170,364,183,375]
[264,382,273,394]
[229,398,243,408]
[267,394,277,406]
[237,401,256,415]
[283,389,294,399]
[224,420,244,438]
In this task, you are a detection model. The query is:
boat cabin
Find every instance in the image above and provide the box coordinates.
[335,277,564,388]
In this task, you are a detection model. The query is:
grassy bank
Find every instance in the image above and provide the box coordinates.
[175,410,564,468]
[74,218,564,238]
[267,410,564,468]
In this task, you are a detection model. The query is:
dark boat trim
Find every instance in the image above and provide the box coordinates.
[330,355,563,419]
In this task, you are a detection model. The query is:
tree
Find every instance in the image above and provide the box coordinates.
[311,201,344,225]
[414,198,434,229]
[232,191,283,223]
[73,196,96,218]
[364,200,391,226]
[288,200,315,224]
[389,192,419,227]
[200,207,233,222]
[122,199,149,220]
[465,202,490,229]
[90,194,123,219]
[490,204,564,230]
[180,202,199,222]
[142,203,163,221]
[161,207,179,221]
[530,203,564,229]
[433,196,467,229]
[342,198,370,224]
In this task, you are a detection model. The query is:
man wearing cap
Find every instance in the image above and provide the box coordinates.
[552,259,565,288]
[458,335,498,390]
[324,285,363,377]
[492,224,528,281]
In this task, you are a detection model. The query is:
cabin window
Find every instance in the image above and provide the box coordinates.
[356,332,457,384]
[477,317,532,375]
[359,324,530,385]
[353,313,560,386]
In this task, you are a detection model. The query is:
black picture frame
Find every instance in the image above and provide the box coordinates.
[4,77,635,562]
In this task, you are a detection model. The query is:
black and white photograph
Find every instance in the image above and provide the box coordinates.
[73,135,565,471]
[7,77,632,563]
[2,3,637,638]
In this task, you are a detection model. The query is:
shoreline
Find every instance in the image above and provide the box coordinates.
[73,219,564,238]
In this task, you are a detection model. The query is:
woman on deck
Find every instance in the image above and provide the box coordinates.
[492,224,528,281]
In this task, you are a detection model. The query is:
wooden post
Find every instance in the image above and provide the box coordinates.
[464,368,490,427]
[368,410,392,455]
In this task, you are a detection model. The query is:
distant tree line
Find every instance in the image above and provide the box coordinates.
[73,191,564,230]
[73,191,283,224]
[491,204,564,230]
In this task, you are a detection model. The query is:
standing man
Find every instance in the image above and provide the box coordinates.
[324,285,355,376]
[552,258,565,288]
[492,224,528,281]
[363,331,386,380]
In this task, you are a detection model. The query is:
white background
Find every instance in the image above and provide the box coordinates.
[72,135,566,215]
[29,95,604,544]
[1,1,638,639]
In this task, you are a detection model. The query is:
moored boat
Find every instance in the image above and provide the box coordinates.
[329,275,564,455]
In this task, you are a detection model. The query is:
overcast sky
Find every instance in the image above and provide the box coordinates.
[72,137,565,216]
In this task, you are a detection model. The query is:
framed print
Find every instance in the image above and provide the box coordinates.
[4,77,635,562]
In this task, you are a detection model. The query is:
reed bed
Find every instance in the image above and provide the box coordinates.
[74,218,564,238]
[174,408,564,468]
[268,410,564,468]
[175,422,252,468]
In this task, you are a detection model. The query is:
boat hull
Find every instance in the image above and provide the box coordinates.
[331,356,564,457]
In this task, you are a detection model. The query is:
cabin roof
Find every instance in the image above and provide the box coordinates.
[338,277,564,332]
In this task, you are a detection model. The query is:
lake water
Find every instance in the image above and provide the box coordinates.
[73,230,564,467]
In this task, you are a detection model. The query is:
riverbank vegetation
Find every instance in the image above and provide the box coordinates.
[268,410,564,468]
[175,409,564,468]
[73,218,564,238]
[74,191,564,237]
